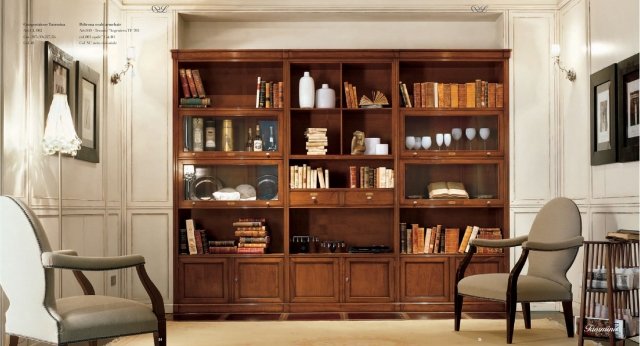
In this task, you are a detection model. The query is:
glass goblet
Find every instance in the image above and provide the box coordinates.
[451,128,462,150]
[405,136,416,150]
[435,133,444,150]
[479,128,490,150]
[444,133,452,150]
[421,136,432,150]
[465,128,476,150]
[412,136,422,150]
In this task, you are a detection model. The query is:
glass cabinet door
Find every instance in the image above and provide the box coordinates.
[180,161,282,207]
[180,113,282,158]
[401,160,503,207]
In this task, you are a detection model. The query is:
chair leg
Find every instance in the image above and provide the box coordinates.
[8,335,18,346]
[155,318,167,346]
[506,298,517,344]
[562,300,574,337]
[454,293,463,331]
[522,302,531,329]
[89,341,98,346]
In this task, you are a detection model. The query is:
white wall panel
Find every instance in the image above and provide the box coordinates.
[128,211,171,301]
[559,0,590,201]
[181,19,504,50]
[591,209,640,241]
[509,13,555,203]
[127,14,172,205]
[60,214,106,297]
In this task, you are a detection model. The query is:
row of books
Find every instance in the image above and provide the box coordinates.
[398,80,503,109]
[255,77,284,109]
[400,224,503,254]
[179,69,208,108]
[343,81,360,109]
[305,127,328,155]
[290,165,330,189]
[183,219,209,255]
[350,166,394,188]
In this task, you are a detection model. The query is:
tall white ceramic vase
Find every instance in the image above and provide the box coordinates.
[299,71,315,108]
[316,84,336,108]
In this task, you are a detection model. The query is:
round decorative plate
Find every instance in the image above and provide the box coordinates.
[191,176,223,200]
[256,175,278,200]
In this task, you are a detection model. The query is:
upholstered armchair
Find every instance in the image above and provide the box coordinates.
[454,197,583,344]
[0,196,166,346]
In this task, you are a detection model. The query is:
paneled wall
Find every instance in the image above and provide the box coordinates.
[1,0,126,344]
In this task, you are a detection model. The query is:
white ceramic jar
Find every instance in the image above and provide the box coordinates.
[315,84,336,108]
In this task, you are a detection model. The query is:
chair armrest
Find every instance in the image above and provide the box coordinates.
[42,252,145,271]
[470,235,528,248]
[521,236,583,251]
[53,249,78,256]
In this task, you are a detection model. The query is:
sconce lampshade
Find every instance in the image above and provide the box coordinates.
[42,93,82,156]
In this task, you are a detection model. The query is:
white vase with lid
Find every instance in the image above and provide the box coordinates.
[299,71,315,108]
[315,84,336,109]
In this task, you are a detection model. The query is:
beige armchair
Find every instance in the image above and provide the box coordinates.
[454,197,583,344]
[0,196,166,346]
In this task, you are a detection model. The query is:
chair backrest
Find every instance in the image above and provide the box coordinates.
[526,197,582,290]
[0,196,60,342]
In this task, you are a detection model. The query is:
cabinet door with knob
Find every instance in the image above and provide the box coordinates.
[344,257,395,303]
[234,257,284,303]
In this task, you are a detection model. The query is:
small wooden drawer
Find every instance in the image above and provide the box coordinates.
[290,191,340,206]
[344,190,394,206]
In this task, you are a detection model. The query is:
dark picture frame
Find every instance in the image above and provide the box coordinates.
[590,64,617,165]
[616,53,639,162]
[45,41,74,124]
[75,61,100,163]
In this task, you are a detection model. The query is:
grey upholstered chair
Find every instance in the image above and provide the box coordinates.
[0,196,166,346]
[454,197,583,344]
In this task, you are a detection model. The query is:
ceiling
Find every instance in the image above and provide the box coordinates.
[122,0,561,8]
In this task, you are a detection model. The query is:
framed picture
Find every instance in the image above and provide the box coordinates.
[45,41,74,124]
[590,64,617,166]
[616,53,639,162]
[75,61,100,163]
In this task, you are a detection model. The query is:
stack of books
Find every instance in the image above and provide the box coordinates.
[305,128,328,155]
[207,240,237,254]
[234,218,269,254]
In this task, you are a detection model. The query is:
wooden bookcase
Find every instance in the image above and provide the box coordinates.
[171,49,510,315]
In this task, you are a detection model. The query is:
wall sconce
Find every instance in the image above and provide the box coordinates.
[551,44,576,82]
[110,47,136,84]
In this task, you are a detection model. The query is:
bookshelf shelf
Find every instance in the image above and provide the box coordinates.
[289,154,394,160]
[172,49,510,315]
